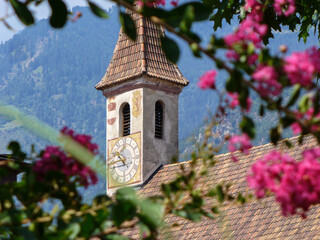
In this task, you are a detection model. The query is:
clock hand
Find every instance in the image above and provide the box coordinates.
[108,159,125,165]
[113,152,128,166]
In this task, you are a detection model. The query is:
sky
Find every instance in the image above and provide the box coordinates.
[0,0,112,43]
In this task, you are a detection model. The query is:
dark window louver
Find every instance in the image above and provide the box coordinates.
[155,101,163,139]
[123,103,130,136]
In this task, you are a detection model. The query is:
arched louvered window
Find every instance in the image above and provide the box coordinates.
[155,101,164,139]
[122,103,130,136]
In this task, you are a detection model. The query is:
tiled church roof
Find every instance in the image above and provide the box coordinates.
[123,135,320,239]
[95,10,188,90]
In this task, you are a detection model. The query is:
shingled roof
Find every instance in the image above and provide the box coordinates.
[122,135,320,239]
[95,10,188,90]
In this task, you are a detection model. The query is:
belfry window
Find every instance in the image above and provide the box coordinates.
[155,101,164,139]
[122,103,130,136]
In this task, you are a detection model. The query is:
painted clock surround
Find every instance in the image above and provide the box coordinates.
[107,132,142,189]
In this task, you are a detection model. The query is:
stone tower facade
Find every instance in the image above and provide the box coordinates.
[96,10,188,195]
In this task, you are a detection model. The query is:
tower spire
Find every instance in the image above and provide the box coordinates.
[95,9,188,90]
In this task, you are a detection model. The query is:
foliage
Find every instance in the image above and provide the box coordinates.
[1,0,320,238]
[0,126,246,239]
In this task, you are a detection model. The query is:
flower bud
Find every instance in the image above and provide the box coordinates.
[279,45,288,53]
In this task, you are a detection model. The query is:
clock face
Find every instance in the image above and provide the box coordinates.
[107,132,141,188]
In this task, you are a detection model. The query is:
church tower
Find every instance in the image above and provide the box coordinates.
[96,10,188,195]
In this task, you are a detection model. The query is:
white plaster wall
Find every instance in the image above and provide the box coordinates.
[106,88,144,141]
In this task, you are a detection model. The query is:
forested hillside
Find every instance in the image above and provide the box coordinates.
[0,5,318,158]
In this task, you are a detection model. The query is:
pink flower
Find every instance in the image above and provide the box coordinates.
[60,127,99,154]
[224,17,267,50]
[284,47,320,87]
[309,47,320,73]
[252,65,282,96]
[136,0,165,7]
[224,12,267,62]
[228,93,240,109]
[198,70,217,89]
[226,50,239,61]
[247,54,258,65]
[227,92,252,112]
[33,127,98,188]
[248,148,320,218]
[245,0,263,11]
[291,122,301,135]
[247,97,253,112]
[248,151,294,198]
[273,0,296,16]
[228,134,252,162]
[290,108,320,135]
[170,0,178,6]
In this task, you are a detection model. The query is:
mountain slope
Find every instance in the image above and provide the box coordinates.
[0,6,318,156]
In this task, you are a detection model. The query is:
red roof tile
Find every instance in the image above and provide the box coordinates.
[121,135,320,239]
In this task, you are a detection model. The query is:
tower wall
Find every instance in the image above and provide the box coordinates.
[142,87,179,181]
[104,76,184,193]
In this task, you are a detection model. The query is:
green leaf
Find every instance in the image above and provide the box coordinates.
[7,141,21,154]
[204,211,215,219]
[270,126,282,145]
[299,94,312,113]
[226,70,242,93]
[314,90,320,116]
[216,185,225,202]
[65,223,81,239]
[239,88,249,109]
[138,198,165,230]
[286,84,301,108]
[92,194,111,207]
[119,13,136,41]
[88,1,108,18]
[112,187,138,227]
[161,184,171,198]
[48,0,68,28]
[174,207,202,222]
[190,43,201,57]
[116,187,138,205]
[139,222,151,239]
[104,234,130,240]
[280,116,296,128]
[211,205,219,214]
[240,116,255,139]
[7,141,26,161]
[284,140,293,148]
[0,212,12,225]
[9,0,34,26]
[160,36,180,64]
[207,188,216,197]
[80,214,95,237]
[236,193,246,204]
[12,226,37,240]
[180,5,195,32]
[166,2,211,28]
[259,105,265,117]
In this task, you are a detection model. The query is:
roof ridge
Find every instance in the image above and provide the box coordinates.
[163,134,307,169]
[141,17,147,73]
